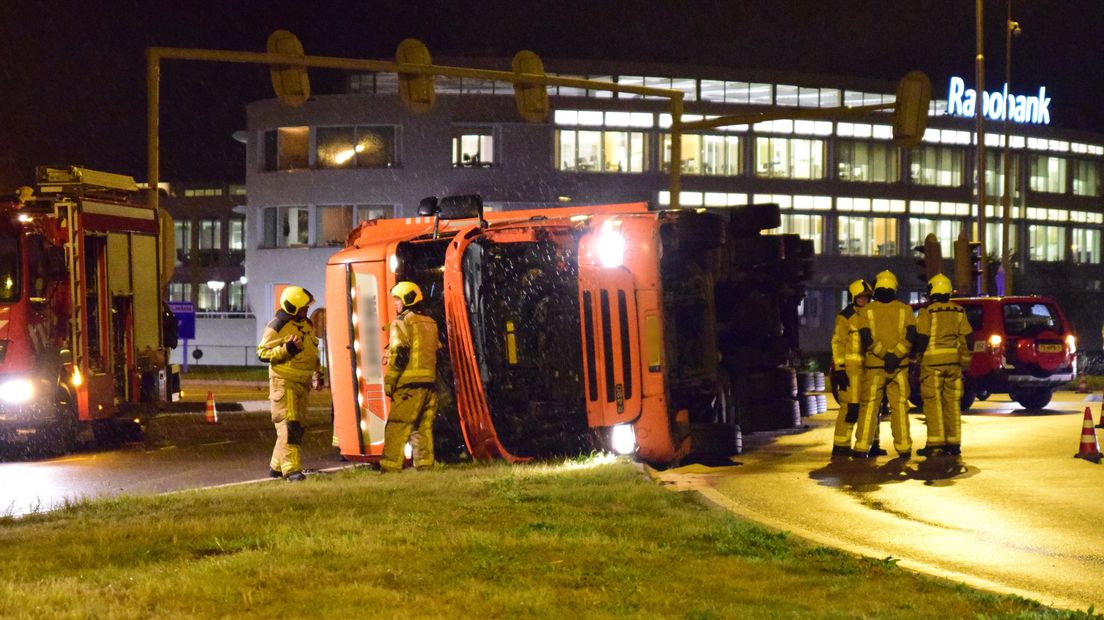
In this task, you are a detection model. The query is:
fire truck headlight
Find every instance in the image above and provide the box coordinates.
[1066,334,1077,354]
[611,424,636,455]
[0,379,35,404]
[597,230,626,268]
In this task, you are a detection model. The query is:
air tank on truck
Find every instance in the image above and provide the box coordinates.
[0,166,180,452]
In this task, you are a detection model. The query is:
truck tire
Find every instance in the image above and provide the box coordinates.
[959,389,975,412]
[710,369,736,426]
[38,390,79,456]
[1013,388,1053,410]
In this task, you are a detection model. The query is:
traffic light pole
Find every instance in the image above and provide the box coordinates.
[975,0,988,294]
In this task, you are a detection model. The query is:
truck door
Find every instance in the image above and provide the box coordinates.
[578,266,641,428]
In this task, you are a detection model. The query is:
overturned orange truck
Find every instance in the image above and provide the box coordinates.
[325,195,811,465]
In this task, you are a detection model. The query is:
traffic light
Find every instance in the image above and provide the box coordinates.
[512,50,550,123]
[893,71,932,150]
[267,30,310,108]
[954,234,983,295]
[396,38,435,113]
[913,233,942,283]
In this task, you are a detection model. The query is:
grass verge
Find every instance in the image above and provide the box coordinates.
[180,365,268,382]
[0,460,1095,619]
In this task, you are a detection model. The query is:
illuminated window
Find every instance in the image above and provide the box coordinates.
[228,281,248,313]
[173,219,192,265]
[198,219,222,251]
[228,218,245,252]
[315,204,394,246]
[316,125,396,169]
[263,126,309,171]
[1027,224,1065,262]
[908,218,963,252]
[168,282,191,303]
[555,129,647,172]
[909,145,964,187]
[262,206,310,247]
[197,282,221,312]
[451,127,494,168]
[984,151,1021,196]
[754,137,825,179]
[837,141,899,182]
[780,214,823,254]
[1029,155,1067,193]
[984,222,1018,262]
[838,216,898,257]
[661,134,740,175]
[1072,228,1100,264]
[1072,159,1101,197]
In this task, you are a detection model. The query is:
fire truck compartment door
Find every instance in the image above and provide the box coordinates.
[578,266,641,428]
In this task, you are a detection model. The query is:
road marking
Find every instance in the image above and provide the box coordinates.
[199,441,233,447]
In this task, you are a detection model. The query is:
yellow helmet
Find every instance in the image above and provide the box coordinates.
[873,270,898,292]
[279,286,315,315]
[928,273,953,296]
[847,279,873,301]
[390,281,424,307]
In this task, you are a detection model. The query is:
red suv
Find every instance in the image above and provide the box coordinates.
[910,296,1076,410]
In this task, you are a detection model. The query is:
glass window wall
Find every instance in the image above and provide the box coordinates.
[910,145,964,187]
[837,141,898,182]
[1072,159,1101,197]
[1029,155,1067,193]
[316,125,396,169]
[452,127,494,167]
[556,129,646,172]
[661,134,740,175]
[1027,224,1065,262]
[908,218,963,252]
[1072,228,1101,264]
[754,137,825,179]
[780,214,824,254]
[838,216,898,257]
[984,151,1021,196]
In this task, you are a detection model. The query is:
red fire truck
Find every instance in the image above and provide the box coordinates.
[325,195,808,465]
[0,166,179,452]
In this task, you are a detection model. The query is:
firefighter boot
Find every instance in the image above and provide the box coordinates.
[831,445,851,458]
[286,471,306,482]
[916,446,941,457]
[943,444,961,456]
[268,468,283,478]
[869,440,888,457]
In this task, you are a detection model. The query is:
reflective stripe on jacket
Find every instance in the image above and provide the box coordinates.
[385,309,439,390]
[257,310,321,382]
[831,304,864,368]
[917,301,972,367]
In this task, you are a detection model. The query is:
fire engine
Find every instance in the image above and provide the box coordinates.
[325,195,809,465]
[0,166,179,451]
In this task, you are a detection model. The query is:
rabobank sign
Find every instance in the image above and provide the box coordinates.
[946,76,1051,125]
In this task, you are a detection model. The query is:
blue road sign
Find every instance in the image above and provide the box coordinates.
[168,301,196,340]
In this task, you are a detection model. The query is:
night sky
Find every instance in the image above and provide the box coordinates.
[2,0,1103,192]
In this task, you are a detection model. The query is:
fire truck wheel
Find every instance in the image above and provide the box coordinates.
[729,203,781,237]
[1012,388,1052,410]
[710,369,736,426]
[39,390,79,455]
[960,389,976,412]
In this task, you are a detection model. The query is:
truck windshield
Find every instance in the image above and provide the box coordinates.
[462,232,588,458]
[0,220,21,302]
[1002,302,1061,336]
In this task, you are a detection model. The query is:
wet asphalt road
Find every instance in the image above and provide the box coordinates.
[655,389,1104,611]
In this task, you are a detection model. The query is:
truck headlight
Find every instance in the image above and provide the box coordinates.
[1066,334,1077,354]
[597,226,626,268]
[0,379,35,404]
[611,424,636,455]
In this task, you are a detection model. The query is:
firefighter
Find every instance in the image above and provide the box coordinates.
[853,270,917,459]
[257,286,324,481]
[914,273,973,456]
[830,279,873,457]
[380,281,440,473]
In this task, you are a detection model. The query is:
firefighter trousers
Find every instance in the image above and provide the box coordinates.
[833,364,864,448]
[269,376,309,476]
[380,385,438,473]
[920,364,963,447]
[854,366,912,455]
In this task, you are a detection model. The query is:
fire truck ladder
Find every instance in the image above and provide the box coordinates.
[59,200,84,371]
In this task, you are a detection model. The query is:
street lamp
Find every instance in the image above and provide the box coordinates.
[206,280,225,312]
[1000,1,1022,295]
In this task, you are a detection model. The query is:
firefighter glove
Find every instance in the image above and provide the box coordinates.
[384,382,394,398]
[883,353,900,372]
[831,370,849,392]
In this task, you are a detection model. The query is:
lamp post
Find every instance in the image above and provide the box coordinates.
[975,0,988,295]
[206,280,225,312]
[1001,1,1022,295]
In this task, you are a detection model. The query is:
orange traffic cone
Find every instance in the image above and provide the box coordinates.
[204,391,219,424]
[1077,377,1088,393]
[1074,407,1101,463]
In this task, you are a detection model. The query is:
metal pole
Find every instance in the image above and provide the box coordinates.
[1001,0,1015,296]
[147,48,160,213]
[976,0,988,294]
[669,95,683,209]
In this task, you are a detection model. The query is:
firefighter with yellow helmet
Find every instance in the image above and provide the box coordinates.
[380,281,441,473]
[914,273,973,456]
[257,286,324,481]
[830,279,873,457]
[853,270,916,459]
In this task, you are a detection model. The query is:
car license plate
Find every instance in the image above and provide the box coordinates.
[1038,344,1062,353]
[973,342,987,352]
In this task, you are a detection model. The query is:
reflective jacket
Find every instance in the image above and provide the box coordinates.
[860,300,917,369]
[916,300,973,367]
[385,309,439,392]
[256,310,321,382]
[831,304,864,370]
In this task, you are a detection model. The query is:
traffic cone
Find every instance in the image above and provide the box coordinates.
[1074,407,1101,463]
[1077,376,1088,393]
[204,391,219,424]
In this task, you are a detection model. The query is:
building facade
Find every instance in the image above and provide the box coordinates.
[241,58,1104,353]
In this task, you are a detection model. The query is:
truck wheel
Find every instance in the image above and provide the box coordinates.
[37,390,79,456]
[960,389,975,412]
[1013,388,1053,410]
[711,369,736,426]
